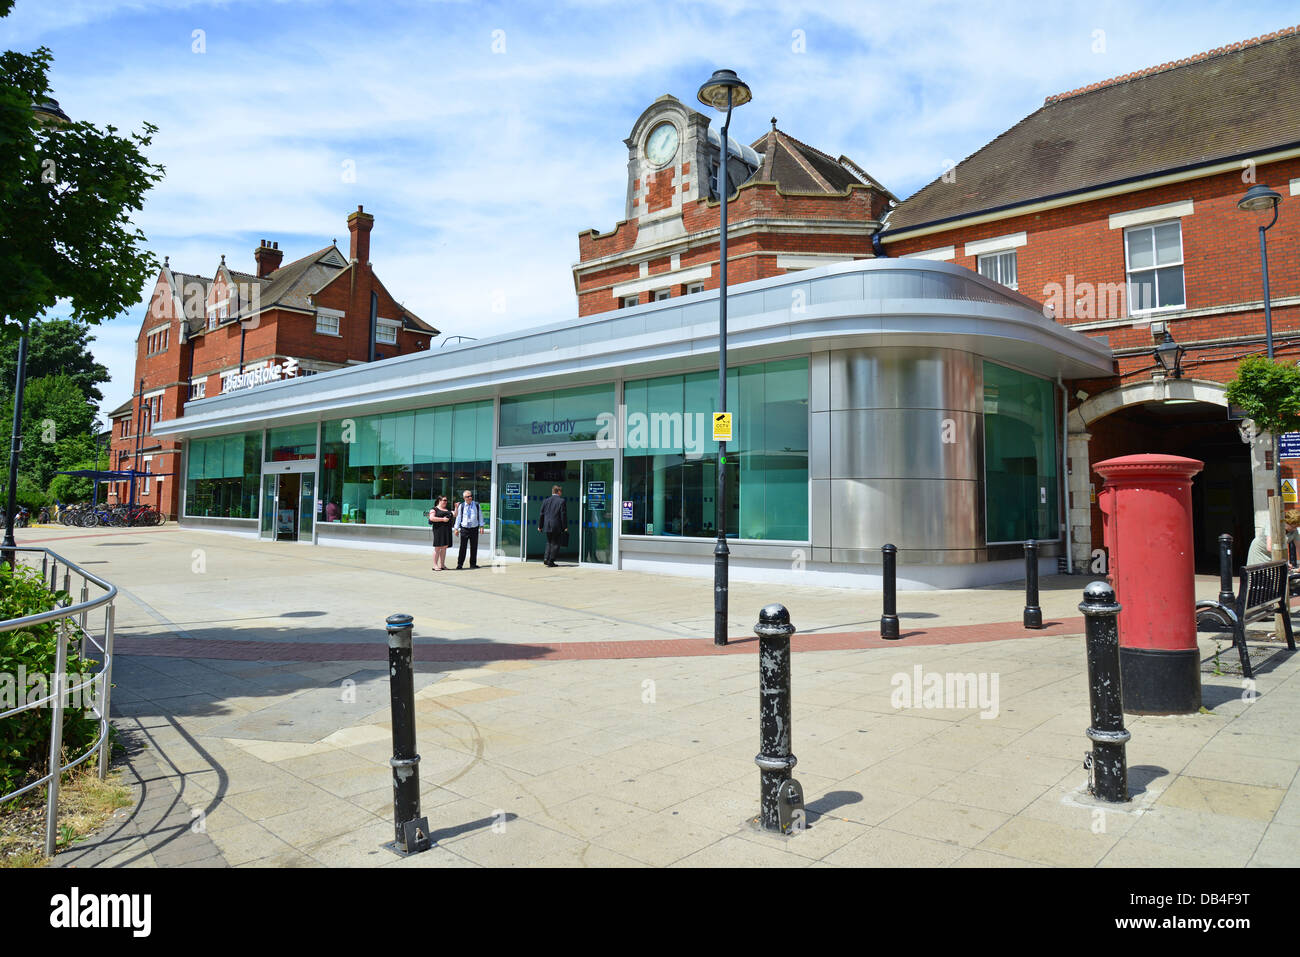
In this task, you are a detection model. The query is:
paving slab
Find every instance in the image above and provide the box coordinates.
[25,523,1300,868]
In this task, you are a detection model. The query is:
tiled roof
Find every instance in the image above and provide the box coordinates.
[748,126,885,196]
[884,25,1300,234]
[235,246,343,319]
[168,271,211,337]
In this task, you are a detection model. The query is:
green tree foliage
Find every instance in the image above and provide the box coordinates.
[0,562,101,796]
[1224,356,1300,437]
[0,374,98,506]
[0,319,110,404]
[0,45,164,340]
[47,447,109,504]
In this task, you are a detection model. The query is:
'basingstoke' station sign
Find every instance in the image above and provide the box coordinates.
[221,357,300,394]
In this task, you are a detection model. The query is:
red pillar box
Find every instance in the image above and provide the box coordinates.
[1095,453,1204,715]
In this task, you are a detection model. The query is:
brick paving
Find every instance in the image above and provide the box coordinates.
[114,617,1092,663]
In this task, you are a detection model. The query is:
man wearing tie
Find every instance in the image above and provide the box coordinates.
[453,489,482,570]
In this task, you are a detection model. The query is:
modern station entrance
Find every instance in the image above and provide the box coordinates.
[260,460,316,542]
[496,454,613,565]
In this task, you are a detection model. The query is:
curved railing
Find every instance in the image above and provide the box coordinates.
[0,547,118,857]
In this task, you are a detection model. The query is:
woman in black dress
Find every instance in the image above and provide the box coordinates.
[428,495,453,570]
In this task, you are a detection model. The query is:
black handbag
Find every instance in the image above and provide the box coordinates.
[560,528,570,547]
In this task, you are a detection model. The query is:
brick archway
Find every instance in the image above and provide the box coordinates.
[1067,378,1269,570]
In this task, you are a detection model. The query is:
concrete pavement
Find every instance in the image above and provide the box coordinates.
[21,524,1300,868]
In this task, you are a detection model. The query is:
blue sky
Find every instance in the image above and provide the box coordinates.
[2,0,1296,421]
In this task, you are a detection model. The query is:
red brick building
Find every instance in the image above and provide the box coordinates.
[107,206,438,517]
[876,27,1300,571]
[573,95,894,314]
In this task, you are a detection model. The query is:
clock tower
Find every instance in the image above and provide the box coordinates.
[575,93,893,316]
[624,95,758,247]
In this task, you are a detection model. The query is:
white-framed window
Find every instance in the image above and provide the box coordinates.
[375,321,399,345]
[621,295,639,309]
[316,311,341,336]
[977,250,1018,290]
[142,457,152,495]
[1124,220,1185,314]
[687,282,705,295]
[653,289,671,301]
[191,379,206,399]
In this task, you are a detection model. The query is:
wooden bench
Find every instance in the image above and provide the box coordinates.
[1195,560,1295,679]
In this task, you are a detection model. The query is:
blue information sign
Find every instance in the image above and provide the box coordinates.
[622,500,633,520]
[1281,433,1300,459]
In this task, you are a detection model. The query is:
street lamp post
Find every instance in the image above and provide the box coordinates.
[698,69,751,647]
[1,325,31,566]
[1238,184,1283,358]
[3,99,72,567]
[1238,184,1286,566]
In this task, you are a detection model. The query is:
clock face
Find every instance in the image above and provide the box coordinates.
[645,123,679,167]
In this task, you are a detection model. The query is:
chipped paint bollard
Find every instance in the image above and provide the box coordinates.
[383,613,431,855]
[1080,582,1130,803]
[754,604,804,832]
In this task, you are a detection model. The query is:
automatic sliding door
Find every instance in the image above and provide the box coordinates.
[497,463,524,559]
[526,460,580,563]
[581,459,613,564]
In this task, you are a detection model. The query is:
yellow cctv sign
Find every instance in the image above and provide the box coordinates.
[1283,478,1297,504]
[713,412,733,442]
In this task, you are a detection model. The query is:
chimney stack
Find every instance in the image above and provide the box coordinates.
[348,205,374,265]
[253,239,283,277]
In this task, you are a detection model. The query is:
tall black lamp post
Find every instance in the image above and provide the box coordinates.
[1238,183,1286,562]
[3,98,71,566]
[698,69,751,647]
[1238,184,1283,358]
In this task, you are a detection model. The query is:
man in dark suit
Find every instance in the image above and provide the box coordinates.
[538,484,568,567]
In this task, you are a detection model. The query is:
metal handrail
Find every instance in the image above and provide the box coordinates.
[0,545,118,856]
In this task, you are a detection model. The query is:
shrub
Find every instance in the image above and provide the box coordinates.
[0,562,102,797]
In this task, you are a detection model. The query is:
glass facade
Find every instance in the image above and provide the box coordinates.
[319,400,493,526]
[983,362,1059,542]
[265,424,317,461]
[621,358,808,540]
[184,431,263,518]
[499,383,615,446]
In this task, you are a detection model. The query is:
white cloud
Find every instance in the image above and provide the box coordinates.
[6,0,1294,422]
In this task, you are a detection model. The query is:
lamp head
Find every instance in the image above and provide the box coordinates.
[1238,184,1283,213]
[32,97,71,126]
[697,70,752,111]
[1153,331,1186,378]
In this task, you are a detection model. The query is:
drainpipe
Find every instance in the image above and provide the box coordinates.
[1059,376,1074,574]
[871,206,894,258]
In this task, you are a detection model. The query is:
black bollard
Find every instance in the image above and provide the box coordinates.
[383,613,431,856]
[1023,540,1043,629]
[1079,582,1130,803]
[880,544,901,640]
[754,604,804,833]
[1217,533,1235,607]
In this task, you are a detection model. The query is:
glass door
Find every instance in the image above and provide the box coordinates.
[260,475,276,539]
[276,472,301,541]
[526,460,580,563]
[497,463,524,560]
[581,459,613,565]
[298,473,315,542]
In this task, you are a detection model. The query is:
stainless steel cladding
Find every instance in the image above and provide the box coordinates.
[814,347,985,563]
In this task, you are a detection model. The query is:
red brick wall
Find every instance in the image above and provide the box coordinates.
[575,182,886,316]
[110,230,434,517]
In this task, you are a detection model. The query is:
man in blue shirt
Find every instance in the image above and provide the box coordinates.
[453,489,482,570]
